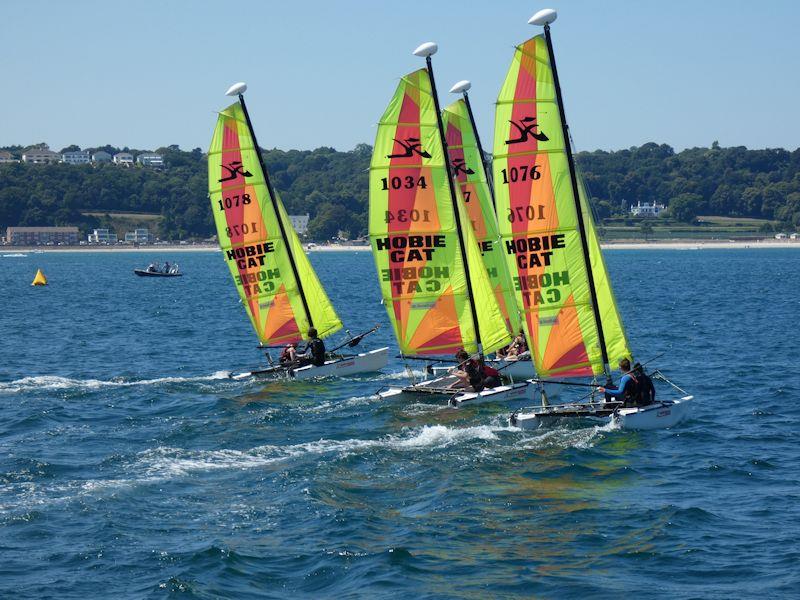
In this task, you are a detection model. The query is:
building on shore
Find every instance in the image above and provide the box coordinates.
[113,152,134,166]
[92,151,113,163]
[6,226,80,245]
[630,200,665,218]
[22,147,61,164]
[87,228,118,244]
[136,153,164,167]
[124,228,154,243]
[289,214,310,235]
[0,151,19,163]
[62,150,91,165]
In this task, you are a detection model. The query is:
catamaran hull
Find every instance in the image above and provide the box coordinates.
[236,347,389,380]
[511,396,693,431]
[379,378,535,407]
[485,358,536,379]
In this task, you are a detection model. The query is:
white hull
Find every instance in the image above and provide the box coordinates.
[235,347,389,380]
[511,396,693,430]
[379,374,535,406]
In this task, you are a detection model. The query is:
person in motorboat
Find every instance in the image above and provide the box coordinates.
[449,350,501,392]
[298,328,327,367]
[147,262,159,273]
[163,261,171,274]
[597,358,645,407]
[279,343,298,366]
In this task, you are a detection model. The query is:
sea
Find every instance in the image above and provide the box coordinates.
[1,248,798,599]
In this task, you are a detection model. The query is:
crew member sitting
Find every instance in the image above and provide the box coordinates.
[299,327,327,367]
[279,343,297,366]
[597,358,640,407]
[450,349,501,392]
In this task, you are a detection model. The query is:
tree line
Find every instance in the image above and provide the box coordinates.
[1,141,798,241]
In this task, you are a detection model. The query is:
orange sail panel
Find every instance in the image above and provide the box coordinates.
[208,101,341,345]
[493,35,629,377]
[370,69,510,356]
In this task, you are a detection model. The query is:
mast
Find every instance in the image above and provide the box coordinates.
[415,43,484,356]
[230,85,314,331]
[533,10,611,379]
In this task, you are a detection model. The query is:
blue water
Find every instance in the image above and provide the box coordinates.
[1,249,798,598]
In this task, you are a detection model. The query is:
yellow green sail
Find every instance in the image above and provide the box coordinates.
[442,99,521,336]
[370,69,511,356]
[208,101,341,345]
[493,35,630,377]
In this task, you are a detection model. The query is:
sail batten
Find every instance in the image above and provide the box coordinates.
[370,69,511,357]
[208,101,342,345]
[493,34,630,378]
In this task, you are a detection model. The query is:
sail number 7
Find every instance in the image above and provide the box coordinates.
[500,165,541,184]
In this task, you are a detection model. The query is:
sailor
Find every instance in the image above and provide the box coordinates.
[279,343,297,366]
[632,362,656,406]
[505,330,528,360]
[450,350,501,392]
[597,358,640,406]
[300,328,327,367]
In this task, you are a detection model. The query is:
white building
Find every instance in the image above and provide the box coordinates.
[630,201,665,218]
[62,150,91,164]
[775,233,787,240]
[290,214,310,235]
[136,153,164,167]
[124,228,154,243]
[22,147,61,164]
[113,152,134,166]
[87,228,118,244]
[92,151,113,163]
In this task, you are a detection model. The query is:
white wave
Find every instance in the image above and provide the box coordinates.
[133,422,514,480]
[0,371,232,394]
[374,369,428,381]
[517,418,621,450]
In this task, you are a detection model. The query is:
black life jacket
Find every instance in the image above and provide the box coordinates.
[308,337,326,366]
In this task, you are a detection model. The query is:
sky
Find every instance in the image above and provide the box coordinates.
[2,0,798,154]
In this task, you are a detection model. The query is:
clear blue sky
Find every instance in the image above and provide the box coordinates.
[2,0,798,153]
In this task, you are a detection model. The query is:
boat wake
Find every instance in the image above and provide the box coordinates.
[0,372,233,394]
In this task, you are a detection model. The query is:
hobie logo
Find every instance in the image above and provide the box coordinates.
[505,117,549,145]
[387,137,431,159]
[218,161,253,182]
[451,158,474,176]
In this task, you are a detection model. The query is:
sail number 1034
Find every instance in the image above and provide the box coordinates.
[381,175,427,190]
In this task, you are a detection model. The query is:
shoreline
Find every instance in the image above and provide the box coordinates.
[2,240,799,254]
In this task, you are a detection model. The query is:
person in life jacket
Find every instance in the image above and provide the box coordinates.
[450,349,501,392]
[279,343,297,366]
[299,328,327,367]
[597,358,641,407]
[632,362,656,406]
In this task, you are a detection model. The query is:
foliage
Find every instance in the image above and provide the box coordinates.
[1,142,799,241]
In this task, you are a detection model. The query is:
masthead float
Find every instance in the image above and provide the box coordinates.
[370,42,534,406]
[208,82,388,380]
[499,9,693,429]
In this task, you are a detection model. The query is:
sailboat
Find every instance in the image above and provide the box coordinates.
[208,82,389,380]
[496,10,692,429]
[441,81,535,380]
[370,43,535,407]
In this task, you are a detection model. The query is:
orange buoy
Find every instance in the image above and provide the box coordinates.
[31,269,48,286]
